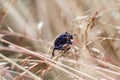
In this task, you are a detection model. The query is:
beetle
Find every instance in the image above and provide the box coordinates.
[51,32,73,58]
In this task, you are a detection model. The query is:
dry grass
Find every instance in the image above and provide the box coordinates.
[0,0,120,80]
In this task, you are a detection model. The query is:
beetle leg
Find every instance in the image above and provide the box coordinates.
[51,48,55,58]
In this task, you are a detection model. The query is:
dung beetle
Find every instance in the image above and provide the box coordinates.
[51,32,73,58]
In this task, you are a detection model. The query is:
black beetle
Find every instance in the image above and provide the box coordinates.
[51,32,73,58]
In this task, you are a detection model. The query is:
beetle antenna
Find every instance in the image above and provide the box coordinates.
[73,34,76,36]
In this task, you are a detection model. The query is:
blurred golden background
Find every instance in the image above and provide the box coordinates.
[0,0,120,80]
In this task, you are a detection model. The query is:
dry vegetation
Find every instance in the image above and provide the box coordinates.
[0,0,120,80]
